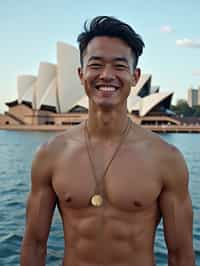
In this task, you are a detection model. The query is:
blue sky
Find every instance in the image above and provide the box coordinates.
[0,0,200,112]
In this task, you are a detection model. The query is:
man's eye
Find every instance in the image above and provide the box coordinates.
[115,64,127,70]
[88,63,102,68]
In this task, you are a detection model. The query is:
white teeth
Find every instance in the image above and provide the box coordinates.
[98,86,116,92]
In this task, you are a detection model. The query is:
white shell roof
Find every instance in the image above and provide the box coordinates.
[57,42,84,112]
[36,62,57,110]
[74,96,89,109]
[140,92,173,116]
[38,78,58,110]
[127,95,141,112]
[131,74,151,96]
[17,75,37,106]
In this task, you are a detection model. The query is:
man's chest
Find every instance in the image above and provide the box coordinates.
[52,147,162,211]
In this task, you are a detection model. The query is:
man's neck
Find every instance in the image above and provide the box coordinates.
[87,104,129,141]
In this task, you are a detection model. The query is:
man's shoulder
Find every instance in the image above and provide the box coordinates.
[32,124,84,180]
[145,132,189,187]
[133,124,188,181]
[132,123,170,151]
[37,123,84,156]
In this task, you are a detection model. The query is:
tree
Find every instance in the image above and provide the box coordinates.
[173,99,193,117]
[170,99,200,117]
[192,106,200,117]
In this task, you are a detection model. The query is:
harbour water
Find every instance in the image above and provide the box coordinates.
[0,130,199,265]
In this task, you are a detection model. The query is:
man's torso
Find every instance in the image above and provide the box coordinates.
[50,123,166,266]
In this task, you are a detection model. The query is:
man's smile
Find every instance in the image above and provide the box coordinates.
[94,85,120,98]
[96,85,119,92]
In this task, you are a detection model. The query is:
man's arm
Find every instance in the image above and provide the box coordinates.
[159,145,195,266]
[20,143,57,266]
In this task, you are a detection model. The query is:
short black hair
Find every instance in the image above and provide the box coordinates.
[77,16,145,68]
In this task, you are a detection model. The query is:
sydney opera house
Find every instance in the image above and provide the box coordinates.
[0,42,179,128]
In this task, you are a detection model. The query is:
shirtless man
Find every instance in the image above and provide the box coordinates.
[20,16,195,266]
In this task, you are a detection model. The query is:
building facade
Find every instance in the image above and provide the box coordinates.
[188,88,199,107]
[198,86,200,106]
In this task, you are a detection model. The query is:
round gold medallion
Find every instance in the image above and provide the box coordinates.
[91,194,103,207]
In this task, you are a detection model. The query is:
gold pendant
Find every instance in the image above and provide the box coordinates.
[91,194,103,207]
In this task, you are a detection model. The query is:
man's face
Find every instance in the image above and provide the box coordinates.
[78,36,140,109]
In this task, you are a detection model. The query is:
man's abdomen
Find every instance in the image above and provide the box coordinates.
[61,208,158,266]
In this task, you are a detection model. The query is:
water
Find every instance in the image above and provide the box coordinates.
[0,131,199,265]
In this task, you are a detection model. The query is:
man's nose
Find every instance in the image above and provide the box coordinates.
[99,65,115,81]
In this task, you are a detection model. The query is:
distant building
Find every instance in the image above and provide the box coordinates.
[198,86,200,105]
[188,88,198,107]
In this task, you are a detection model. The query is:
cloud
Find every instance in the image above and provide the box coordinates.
[192,70,200,76]
[176,38,200,48]
[160,25,173,33]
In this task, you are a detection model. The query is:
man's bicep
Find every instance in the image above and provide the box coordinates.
[24,144,56,244]
[25,186,56,242]
[159,148,193,252]
[159,189,193,252]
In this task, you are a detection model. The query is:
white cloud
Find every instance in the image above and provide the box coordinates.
[176,38,200,48]
[192,70,200,76]
[160,25,173,33]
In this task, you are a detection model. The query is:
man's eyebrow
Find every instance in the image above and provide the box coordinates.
[88,56,129,64]
[113,57,129,64]
[88,56,103,62]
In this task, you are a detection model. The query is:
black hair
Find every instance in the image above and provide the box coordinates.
[77,16,145,68]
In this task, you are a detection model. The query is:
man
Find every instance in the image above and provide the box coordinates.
[21,16,195,265]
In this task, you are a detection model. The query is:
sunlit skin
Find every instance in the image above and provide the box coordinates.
[20,37,195,266]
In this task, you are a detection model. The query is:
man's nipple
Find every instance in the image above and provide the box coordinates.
[133,201,142,208]
[64,193,72,203]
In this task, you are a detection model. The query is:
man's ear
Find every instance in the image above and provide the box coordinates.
[132,68,141,86]
[78,67,84,85]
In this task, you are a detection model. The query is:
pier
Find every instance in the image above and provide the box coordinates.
[144,125,200,133]
[0,124,200,133]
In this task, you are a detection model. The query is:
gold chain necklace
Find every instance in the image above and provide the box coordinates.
[84,118,131,207]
